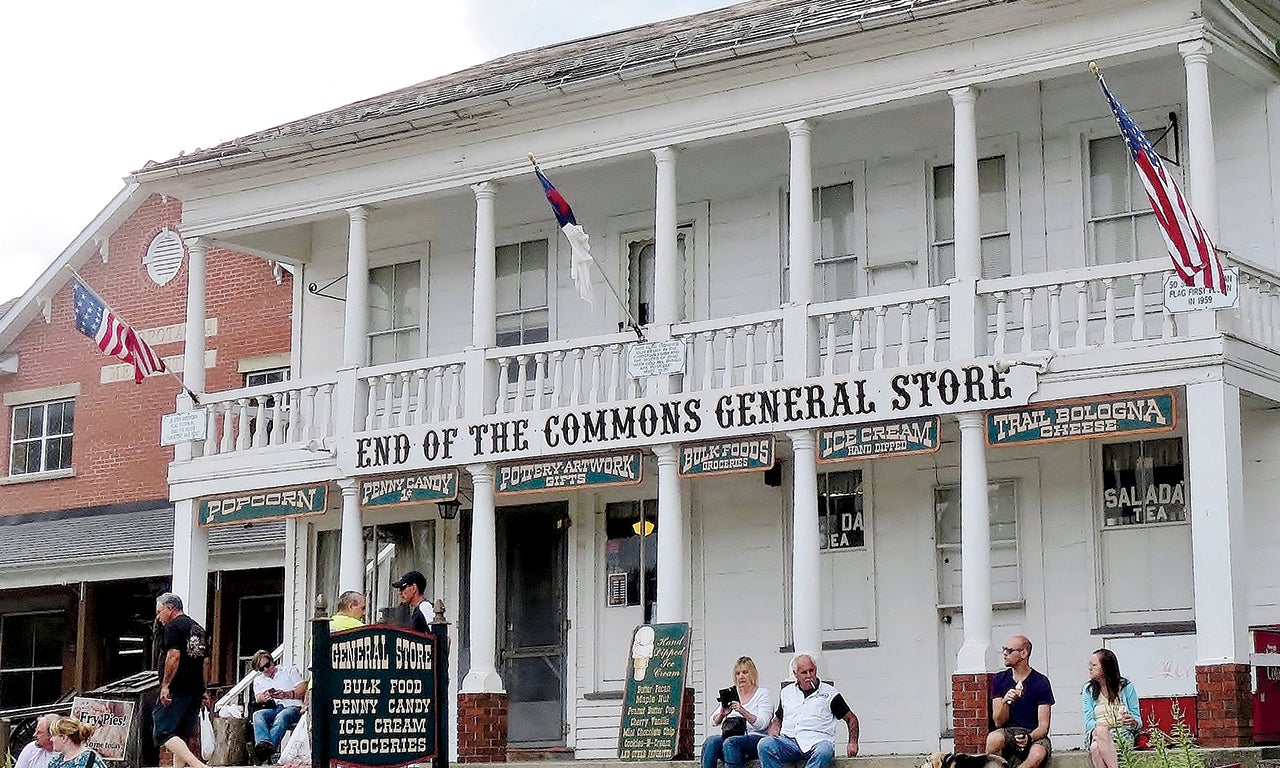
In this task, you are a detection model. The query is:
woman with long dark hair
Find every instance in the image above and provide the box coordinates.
[1081,649,1142,768]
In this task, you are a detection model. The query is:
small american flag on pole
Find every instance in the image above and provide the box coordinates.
[72,277,167,383]
[1093,63,1227,294]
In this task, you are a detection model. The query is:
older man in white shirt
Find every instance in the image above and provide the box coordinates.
[15,714,56,768]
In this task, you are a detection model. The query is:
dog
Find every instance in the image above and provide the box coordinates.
[922,752,1009,768]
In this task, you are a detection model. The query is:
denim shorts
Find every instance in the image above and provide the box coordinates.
[154,691,202,744]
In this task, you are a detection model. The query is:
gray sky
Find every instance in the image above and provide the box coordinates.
[0,0,738,304]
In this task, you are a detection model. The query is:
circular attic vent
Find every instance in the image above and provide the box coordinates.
[145,229,186,286]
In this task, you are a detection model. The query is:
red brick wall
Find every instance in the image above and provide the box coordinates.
[1196,662,1252,747]
[457,692,508,762]
[0,193,293,515]
[952,672,992,753]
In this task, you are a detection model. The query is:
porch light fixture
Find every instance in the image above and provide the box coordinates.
[632,519,655,537]
[436,499,462,520]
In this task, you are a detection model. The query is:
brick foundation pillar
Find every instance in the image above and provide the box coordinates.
[1196,663,1252,747]
[678,687,696,759]
[952,672,992,753]
[458,692,509,762]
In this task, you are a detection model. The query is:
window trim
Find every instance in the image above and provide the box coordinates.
[923,133,1021,284]
[607,202,710,325]
[1074,103,1184,270]
[8,397,75,478]
[366,243,428,363]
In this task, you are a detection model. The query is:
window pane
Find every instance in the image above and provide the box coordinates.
[10,443,32,475]
[0,671,33,709]
[1093,218,1132,266]
[1101,438,1186,527]
[933,165,955,240]
[45,437,72,472]
[818,470,864,551]
[934,244,956,284]
[391,262,420,328]
[520,241,548,307]
[817,258,857,303]
[367,265,395,332]
[523,313,550,344]
[496,244,521,314]
[980,235,1011,279]
[977,156,1007,234]
[816,183,856,261]
[1135,214,1165,261]
[32,614,64,667]
[12,406,35,441]
[2,615,36,668]
[1090,136,1129,216]
[369,334,397,366]
[394,329,420,362]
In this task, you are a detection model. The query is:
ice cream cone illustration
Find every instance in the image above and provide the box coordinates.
[631,626,655,681]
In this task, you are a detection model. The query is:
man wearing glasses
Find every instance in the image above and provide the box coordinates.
[986,635,1054,768]
[250,650,306,763]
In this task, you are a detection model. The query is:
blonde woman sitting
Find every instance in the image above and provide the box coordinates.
[703,656,773,768]
[48,717,101,768]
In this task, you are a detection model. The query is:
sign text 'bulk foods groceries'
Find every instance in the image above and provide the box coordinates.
[986,390,1177,447]
[339,359,1038,475]
[199,483,327,527]
[678,436,774,477]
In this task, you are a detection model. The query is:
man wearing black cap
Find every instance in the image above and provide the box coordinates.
[392,571,431,633]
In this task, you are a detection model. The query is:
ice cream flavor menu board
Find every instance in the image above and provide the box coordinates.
[618,623,691,760]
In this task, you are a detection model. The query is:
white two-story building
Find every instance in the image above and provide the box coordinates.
[133,0,1280,758]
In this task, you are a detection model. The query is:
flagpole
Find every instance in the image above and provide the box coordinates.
[527,154,647,340]
[64,265,201,405]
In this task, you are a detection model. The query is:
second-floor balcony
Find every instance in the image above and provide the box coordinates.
[171,255,1280,494]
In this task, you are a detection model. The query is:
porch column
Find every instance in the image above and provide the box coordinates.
[343,206,370,367]
[1179,40,1219,238]
[463,464,503,692]
[950,87,981,283]
[653,445,688,623]
[788,430,822,659]
[472,182,498,347]
[652,147,679,326]
[172,237,209,624]
[954,413,992,672]
[1186,379,1251,746]
[786,120,814,305]
[337,479,364,593]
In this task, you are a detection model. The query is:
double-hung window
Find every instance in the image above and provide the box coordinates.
[1087,134,1166,265]
[0,611,65,708]
[931,156,1011,283]
[496,240,550,348]
[9,399,74,476]
[368,261,421,365]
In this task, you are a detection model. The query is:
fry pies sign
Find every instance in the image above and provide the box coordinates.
[338,359,1038,475]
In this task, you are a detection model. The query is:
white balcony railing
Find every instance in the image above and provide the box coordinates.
[673,309,783,390]
[199,376,337,456]
[359,354,467,430]
[977,258,1186,355]
[178,257,1267,466]
[812,286,950,374]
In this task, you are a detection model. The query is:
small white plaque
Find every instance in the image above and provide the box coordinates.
[627,340,687,378]
[161,410,207,446]
[1163,267,1238,313]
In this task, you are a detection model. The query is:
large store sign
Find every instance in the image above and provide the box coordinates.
[986,390,1176,447]
[339,359,1037,475]
[199,483,327,526]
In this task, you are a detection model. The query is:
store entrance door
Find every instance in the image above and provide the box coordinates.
[498,502,569,746]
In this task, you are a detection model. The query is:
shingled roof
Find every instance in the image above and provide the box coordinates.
[139,0,991,174]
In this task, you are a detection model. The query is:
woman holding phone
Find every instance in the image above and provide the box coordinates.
[702,657,773,768]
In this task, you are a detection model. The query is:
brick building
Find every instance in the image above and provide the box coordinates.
[0,185,295,709]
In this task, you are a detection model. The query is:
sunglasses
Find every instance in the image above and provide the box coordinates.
[256,662,275,672]
[1001,647,1025,655]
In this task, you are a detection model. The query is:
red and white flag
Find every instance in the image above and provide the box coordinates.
[1094,66,1227,294]
[72,278,166,383]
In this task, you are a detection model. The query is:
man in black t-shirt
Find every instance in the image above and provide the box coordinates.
[154,593,211,768]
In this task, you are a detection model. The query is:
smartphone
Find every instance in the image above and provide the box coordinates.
[718,687,739,707]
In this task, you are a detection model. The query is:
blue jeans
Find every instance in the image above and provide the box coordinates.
[252,704,302,749]
[702,733,765,768]
[758,735,835,768]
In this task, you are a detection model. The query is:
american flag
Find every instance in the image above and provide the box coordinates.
[1095,68,1227,294]
[72,278,167,383]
